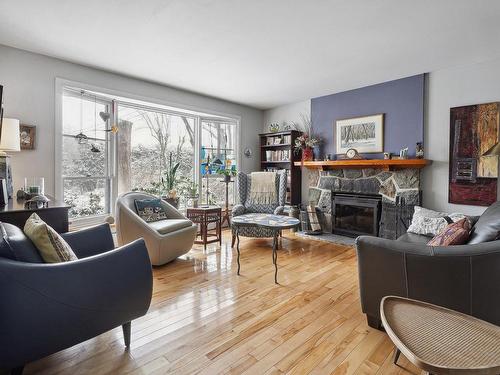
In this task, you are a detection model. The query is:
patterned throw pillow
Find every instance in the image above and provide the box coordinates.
[407,206,466,236]
[135,198,168,222]
[427,218,471,246]
[23,213,77,263]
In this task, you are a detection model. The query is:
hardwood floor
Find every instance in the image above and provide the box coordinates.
[25,231,423,375]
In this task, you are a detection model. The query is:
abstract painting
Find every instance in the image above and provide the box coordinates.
[449,102,499,206]
[335,114,384,154]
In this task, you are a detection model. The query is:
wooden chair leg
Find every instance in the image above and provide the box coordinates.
[393,348,401,365]
[122,321,131,348]
[231,234,236,247]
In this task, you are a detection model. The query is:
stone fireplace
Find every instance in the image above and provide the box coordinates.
[307,167,421,239]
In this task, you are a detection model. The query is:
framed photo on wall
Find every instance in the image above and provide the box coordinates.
[335,113,384,154]
[20,124,36,150]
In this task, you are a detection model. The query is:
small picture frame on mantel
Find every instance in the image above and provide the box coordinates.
[20,124,36,150]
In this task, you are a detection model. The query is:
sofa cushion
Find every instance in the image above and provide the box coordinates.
[148,219,192,235]
[0,222,43,262]
[468,201,500,244]
[135,198,168,223]
[24,213,77,263]
[397,232,432,244]
[427,218,471,246]
[407,206,466,236]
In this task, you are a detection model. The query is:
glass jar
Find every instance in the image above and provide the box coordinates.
[24,177,45,196]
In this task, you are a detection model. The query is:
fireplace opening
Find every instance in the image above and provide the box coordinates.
[332,193,381,237]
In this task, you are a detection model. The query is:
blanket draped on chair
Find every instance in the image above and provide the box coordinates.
[249,172,276,205]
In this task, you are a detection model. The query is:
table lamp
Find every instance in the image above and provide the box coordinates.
[0,118,21,198]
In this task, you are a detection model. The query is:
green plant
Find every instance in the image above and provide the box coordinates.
[162,152,180,197]
[216,167,237,177]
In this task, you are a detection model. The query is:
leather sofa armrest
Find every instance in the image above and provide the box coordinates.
[61,223,115,258]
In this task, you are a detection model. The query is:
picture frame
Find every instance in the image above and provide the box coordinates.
[335,114,384,154]
[20,124,36,150]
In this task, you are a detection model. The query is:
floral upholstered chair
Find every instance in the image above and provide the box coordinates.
[231,171,287,246]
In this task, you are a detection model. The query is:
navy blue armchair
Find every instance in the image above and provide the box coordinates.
[0,223,153,374]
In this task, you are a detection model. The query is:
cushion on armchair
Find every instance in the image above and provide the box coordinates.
[427,218,471,246]
[135,198,168,222]
[24,213,77,263]
[148,219,192,235]
[0,222,43,262]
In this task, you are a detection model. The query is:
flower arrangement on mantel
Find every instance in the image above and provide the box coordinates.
[292,113,320,161]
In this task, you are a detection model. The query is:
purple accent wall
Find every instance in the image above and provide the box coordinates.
[311,74,425,158]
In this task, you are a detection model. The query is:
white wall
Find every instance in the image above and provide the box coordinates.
[0,44,263,196]
[423,56,500,215]
[262,100,310,132]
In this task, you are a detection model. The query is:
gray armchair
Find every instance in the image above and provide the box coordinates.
[0,222,152,374]
[356,204,500,330]
[231,171,287,246]
[116,192,197,266]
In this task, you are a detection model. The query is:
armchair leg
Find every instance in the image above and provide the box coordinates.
[11,366,24,375]
[122,322,131,348]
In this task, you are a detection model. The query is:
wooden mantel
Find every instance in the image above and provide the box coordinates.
[293,158,432,171]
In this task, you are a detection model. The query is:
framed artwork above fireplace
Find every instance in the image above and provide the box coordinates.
[335,113,384,154]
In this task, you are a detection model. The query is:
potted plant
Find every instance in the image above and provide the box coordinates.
[217,165,237,183]
[162,152,180,208]
[293,113,320,161]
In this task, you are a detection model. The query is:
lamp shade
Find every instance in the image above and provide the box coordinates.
[0,118,20,152]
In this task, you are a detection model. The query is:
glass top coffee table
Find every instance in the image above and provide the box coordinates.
[231,213,300,284]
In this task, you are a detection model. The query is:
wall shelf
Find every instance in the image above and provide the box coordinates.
[294,159,432,171]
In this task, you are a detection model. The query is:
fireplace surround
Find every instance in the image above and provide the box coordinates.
[307,167,422,239]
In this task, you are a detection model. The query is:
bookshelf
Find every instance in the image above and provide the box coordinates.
[259,130,302,206]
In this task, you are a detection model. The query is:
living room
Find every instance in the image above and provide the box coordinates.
[0,1,499,374]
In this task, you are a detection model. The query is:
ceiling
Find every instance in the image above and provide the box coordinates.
[1,0,500,109]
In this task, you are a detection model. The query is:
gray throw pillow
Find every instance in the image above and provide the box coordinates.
[407,206,466,236]
[135,198,168,223]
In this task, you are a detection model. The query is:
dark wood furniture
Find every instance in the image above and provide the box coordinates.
[186,206,222,250]
[259,130,302,206]
[381,296,500,375]
[0,196,70,233]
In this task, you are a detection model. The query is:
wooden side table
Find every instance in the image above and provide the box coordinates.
[186,206,222,250]
[381,296,500,375]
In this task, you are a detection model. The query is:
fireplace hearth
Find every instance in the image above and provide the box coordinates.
[332,193,381,237]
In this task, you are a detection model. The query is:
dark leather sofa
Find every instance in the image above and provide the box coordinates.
[0,223,153,374]
[356,202,500,330]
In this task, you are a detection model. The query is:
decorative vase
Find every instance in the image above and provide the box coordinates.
[302,147,313,161]
[313,146,321,161]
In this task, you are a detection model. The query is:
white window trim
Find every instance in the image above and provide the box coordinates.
[55,78,241,225]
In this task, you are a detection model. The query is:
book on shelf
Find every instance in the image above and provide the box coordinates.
[265,134,292,145]
[265,149,290,161]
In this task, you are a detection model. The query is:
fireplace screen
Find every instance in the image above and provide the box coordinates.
[332,193,381,237]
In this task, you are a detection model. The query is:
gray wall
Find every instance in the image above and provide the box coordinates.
[424,56,500,216]
[0,44,263,196]
[311,74,425,159]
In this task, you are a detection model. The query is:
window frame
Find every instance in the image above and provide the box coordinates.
[55,78,241,227]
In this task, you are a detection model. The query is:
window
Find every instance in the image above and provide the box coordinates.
[58,83,239,223]
[200,119,237,206]
[61,90,112,219]
[117,105,196,208]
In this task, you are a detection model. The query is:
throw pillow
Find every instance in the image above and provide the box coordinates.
[407,206,466,236]
[23,213,77,263]
[135,198,168,222]
[468,201,500,244]
[427,218,471,246]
